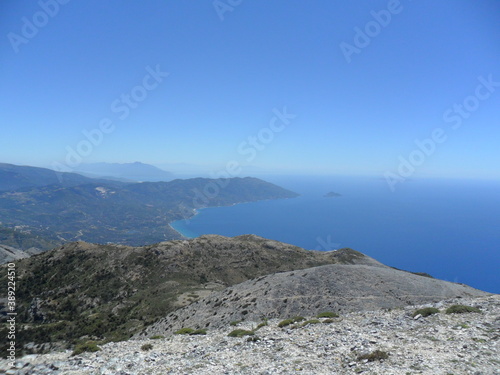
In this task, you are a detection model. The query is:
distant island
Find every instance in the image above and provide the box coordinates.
[324,191,341,198]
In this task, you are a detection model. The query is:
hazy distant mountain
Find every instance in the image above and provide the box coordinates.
[155,163,284,178]
[156,162,209,176]
[72,162,174,182]
[0,163,121,192]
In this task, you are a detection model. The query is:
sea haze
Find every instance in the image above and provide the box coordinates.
[171,175,500,293]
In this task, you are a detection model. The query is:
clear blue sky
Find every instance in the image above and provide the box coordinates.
[1,0,499,178]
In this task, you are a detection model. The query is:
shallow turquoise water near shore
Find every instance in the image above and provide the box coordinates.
[171,175,500,293]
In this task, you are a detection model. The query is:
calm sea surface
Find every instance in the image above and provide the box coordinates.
[171,175,500,293]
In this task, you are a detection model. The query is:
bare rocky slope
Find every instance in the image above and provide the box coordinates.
[0,244,42,264]
[139,262,488,338]
[3,295,498,374]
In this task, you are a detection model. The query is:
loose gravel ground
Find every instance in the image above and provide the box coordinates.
[2,295,498,375]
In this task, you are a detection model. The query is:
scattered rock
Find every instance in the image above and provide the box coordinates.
[1,295,497,375]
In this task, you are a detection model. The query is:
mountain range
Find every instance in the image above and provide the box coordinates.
[0,163,298,248]
[0,163,120,192]
[71,162,174,182]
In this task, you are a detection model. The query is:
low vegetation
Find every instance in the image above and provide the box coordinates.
[228,329,255,338]
[174,328,195,335]
[255,320,268,330]
[191,329,207,335]
[413,307,440,317]
[71,341,101,356]
[299,319,321,327]
[316,312,339,318]
[446,305,481,314]
[173,327,207,336]
[141,343,153,351]
[357,349,389,362]
[278,316,306,328]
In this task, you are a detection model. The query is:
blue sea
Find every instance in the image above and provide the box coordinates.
[171,175,500,293]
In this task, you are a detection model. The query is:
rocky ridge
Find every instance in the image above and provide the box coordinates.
[139,263,488,338]
[2,295,498,375]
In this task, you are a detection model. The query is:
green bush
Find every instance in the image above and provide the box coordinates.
[141,343,153,351]
[301,319,321,326]
[228,329,254,337]
[71,341,101,356]
[357,349,389,362]
[413,307,439,317]
[149,335,165,340]
[278,316,305,328]
[445,305,481,314]
[173,327,206,335]
[191,329,207,335]
[174,328,195,335]
[230,320,242,326]
[278,319,294,328]
[316,312,339,318]
[322,319,335,324]
[255,320,268,330]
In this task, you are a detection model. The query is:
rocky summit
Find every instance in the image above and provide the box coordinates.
[1,295,498,374]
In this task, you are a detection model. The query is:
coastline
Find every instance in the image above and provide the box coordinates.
[167,197,297,240]
[168,203,240,239]
[169,218,198,239]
